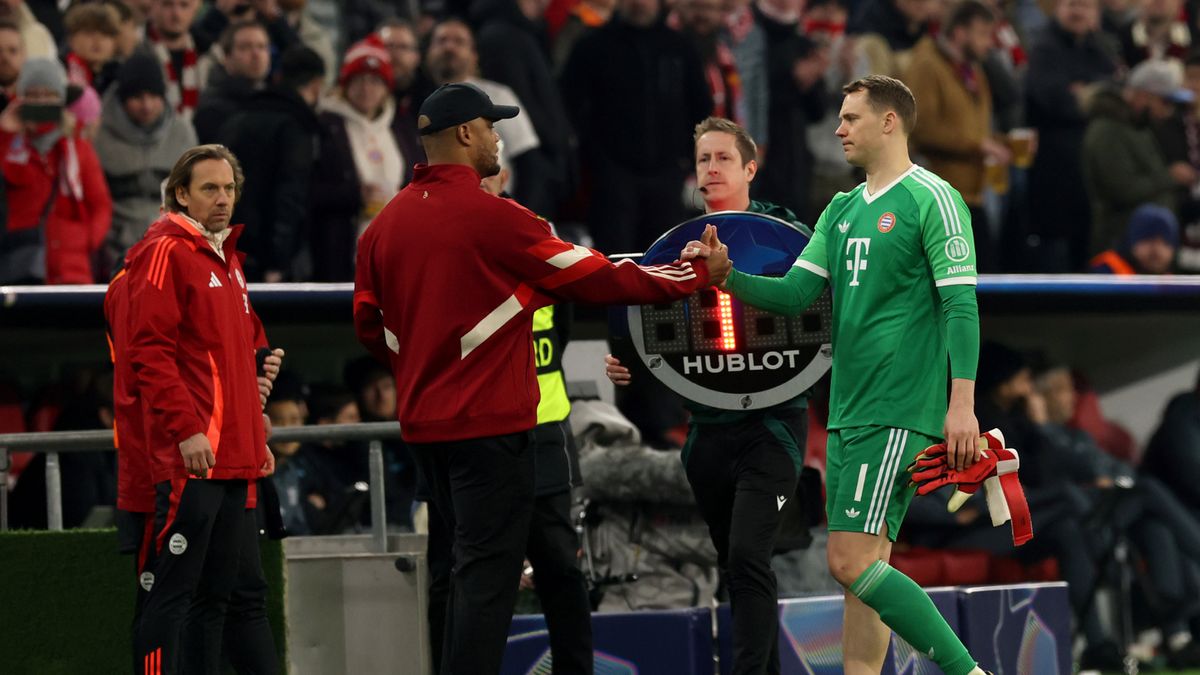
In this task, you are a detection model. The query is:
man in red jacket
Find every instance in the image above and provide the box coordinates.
[126,144,276,675]
[354,82,731,675]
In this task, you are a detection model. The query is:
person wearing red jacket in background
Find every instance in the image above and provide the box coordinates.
[0,57,111,284]
[126,145,277,675]
[107,259,285,675]
[354,82,731,675]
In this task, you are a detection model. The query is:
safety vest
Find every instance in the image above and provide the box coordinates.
[1089,250,1135,275]
[533,306,571,424]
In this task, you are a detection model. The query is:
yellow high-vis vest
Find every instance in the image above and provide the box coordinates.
[532,306,570,424]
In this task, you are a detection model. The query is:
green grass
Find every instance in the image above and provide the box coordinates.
[0,529,286,674]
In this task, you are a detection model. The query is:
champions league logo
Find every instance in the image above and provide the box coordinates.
[622,211,833,410]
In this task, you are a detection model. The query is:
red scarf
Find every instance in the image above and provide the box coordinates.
[146,25,200,118]
[65,52,93,86]
[706,43,742,121]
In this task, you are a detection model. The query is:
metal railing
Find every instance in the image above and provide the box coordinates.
[0,422,403,552]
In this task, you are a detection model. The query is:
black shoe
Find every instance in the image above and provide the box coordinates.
[1080,640,1126,671]
[1166,639,1200,669]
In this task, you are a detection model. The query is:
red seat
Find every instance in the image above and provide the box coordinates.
[1070,374,1139,465]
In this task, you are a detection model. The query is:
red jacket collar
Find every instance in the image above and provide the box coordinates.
[410,163,483,186]
[143,212,246,258]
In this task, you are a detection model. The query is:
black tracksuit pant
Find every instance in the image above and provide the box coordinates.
[134,479,274,675]
[412,431,537,675]
[683,408,804,675]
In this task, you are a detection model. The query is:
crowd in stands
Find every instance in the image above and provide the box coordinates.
[0,0,1199,281]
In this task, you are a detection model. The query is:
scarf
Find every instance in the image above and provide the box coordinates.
[320,95,404,232]
[146,25,200,118]
[66,52,93,86]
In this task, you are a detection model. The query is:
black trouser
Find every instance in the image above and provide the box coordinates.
[119,509,158,675]
[221,499,279,675]
[135,479,251,675]
[682,409,804,675]
[428,490,594,675]
[412,431,536,675]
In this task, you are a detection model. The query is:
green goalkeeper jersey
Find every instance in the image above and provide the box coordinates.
[725,165,979,439]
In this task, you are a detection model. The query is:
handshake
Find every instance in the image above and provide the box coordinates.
[679,224,733,287]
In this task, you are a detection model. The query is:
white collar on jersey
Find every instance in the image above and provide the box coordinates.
[862,163,919,205]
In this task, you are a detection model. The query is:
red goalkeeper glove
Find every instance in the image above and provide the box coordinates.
[908,428,1033,546]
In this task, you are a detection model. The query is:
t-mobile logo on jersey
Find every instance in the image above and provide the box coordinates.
[846,238,871,286]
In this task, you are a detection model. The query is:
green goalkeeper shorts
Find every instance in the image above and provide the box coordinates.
[825,426,937,541]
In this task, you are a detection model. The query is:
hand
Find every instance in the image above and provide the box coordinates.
[980,137,1012,165]
[701,224,732,287]
[518,560,536,590]
[263,412,273,439]
[179,433,216,478]
[1024,392,1048,425]
[0,98,21,134]
[943,404,980,471]
[679,239,712,262]
[263,270,284,283]
[1095,476,1115,489]
[260,447,276,476]
[263,348,284,382]
[258,376,272,407]
[605,354,632,385]
[1169,161,1197,186]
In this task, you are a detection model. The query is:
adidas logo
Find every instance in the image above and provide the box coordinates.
[844,508,861,519]
[776,495,787,511]
[838,221,851,233]
[208,272,223,288]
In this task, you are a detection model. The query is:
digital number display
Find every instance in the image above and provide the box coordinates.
[640,288,831,356]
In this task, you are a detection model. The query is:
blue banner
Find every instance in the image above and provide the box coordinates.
[957,582,1072,674]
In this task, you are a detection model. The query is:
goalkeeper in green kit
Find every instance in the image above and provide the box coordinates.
[692,75,990,674]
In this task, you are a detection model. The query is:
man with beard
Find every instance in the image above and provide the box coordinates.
[1082,58,1194,255]
[379,17,430,184]
[424,18,545,212]
[0,19,24,112]
[904,0,1010,272]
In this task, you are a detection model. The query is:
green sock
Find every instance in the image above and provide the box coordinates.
[850,560,978,675]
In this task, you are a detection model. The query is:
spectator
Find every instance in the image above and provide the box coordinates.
[278,0,335,86]
[1144,369,1200,515]
[1082,59,1192,256]
[0,19,23,112]
[1025,0,1120,271]
[194,20,270,143]
[551,0,613,74]
[972,342,1125,670]
[0,58,111,284]
[982,0,1025,133]
[803,0,860,215]
[473,0,575,217]
[344,356,416,531]
[1117,0,1189,68]
[1155,52,1200,272]
[265,390,320,536]
[1090,203,1179,273]
[905,0,1009,272]
[294,383,370,534]
[217,45,324,282]
[847,0,938,78]
[94,53,197,274]
[140,0,217,120]
[726,0,769,148]
[1035,363,1200,668]
[311,39,403,281]
[672,0,741,123]
[560,0,712,252]
[753,34,828,221]
[426,19,545,212]
[106,0,142,60]
[0,0,54,60]
[379,18,429,185]
[63,2,121,94]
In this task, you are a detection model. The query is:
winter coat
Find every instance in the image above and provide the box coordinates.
[0,128,112,284]
[193,73,259,143]
[93,90,198,272]
[1082,86,1176,254]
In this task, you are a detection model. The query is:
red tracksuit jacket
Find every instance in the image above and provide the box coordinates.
[104,268,154,512]
[354,163,710,443]
[126,213,267,482]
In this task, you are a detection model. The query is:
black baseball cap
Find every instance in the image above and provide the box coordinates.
[417,82,519,135]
